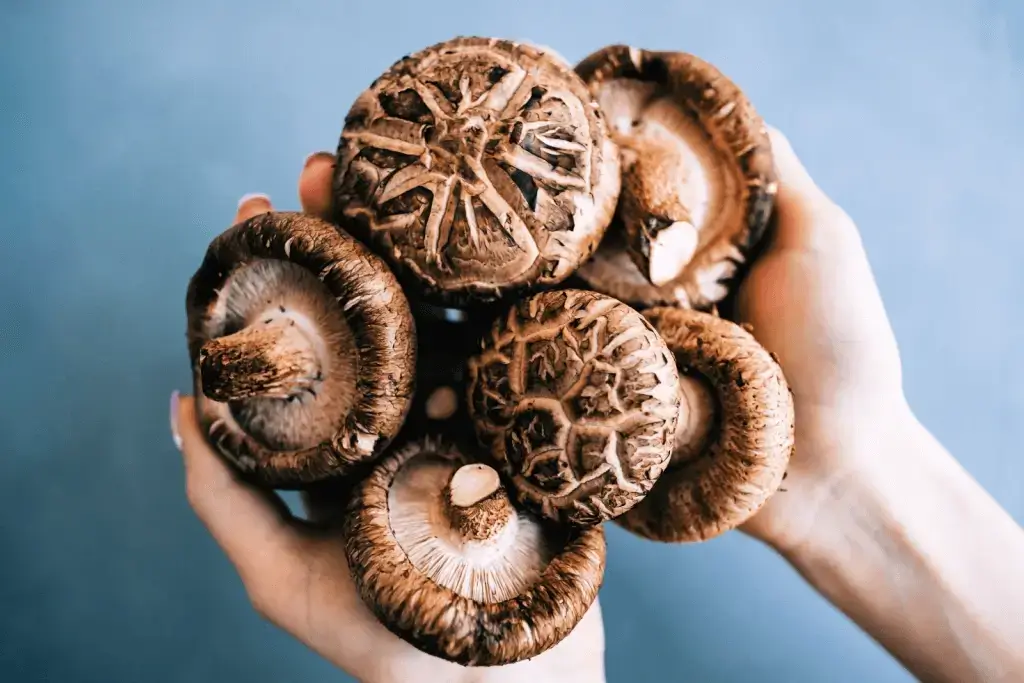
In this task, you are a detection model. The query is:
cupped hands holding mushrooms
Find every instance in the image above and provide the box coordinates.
[172,37,1024,683]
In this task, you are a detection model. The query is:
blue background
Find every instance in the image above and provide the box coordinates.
[2,1,1022,681]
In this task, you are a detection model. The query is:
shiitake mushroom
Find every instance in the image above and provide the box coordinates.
[332,36,622,305]
[181,33,796,667]
[573,45,777,311]
[185,211,416,486]
[466,288,682,527]
[343,436,605,666]
[615,307,795,542]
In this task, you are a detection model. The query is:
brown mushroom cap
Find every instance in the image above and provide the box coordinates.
[467,288,681,526]
[343,436,606,666]
[573,45,777,311]
[614,306,794,542]
[332,36,621,304]
[185,211,417,487]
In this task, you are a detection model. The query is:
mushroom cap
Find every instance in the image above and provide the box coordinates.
[185,211,417,487]
[573,45,777,311]
[343,436,606,666]
[614,306,795,542]
[332,36,621,305]
[467,288,681,526]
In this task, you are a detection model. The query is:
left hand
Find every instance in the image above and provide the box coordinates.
[169,153,607,683]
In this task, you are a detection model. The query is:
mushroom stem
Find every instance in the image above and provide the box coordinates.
[672,374,718,464]
[444,464,514,543]
[199,316,320,402]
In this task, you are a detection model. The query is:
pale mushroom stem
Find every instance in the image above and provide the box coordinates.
[673,374,717,464]
[199,317,321,402]
[444,464,515,543]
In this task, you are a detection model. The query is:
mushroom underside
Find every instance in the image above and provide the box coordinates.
[185,211,416,486]
[200,258,359,451]
[614,306,795,542]
[574,45,777,311]
[343,438,606,666]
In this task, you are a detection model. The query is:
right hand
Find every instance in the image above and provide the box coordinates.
[730,127,911,551]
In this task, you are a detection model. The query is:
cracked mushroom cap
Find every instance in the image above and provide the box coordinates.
[614,307,795,542]
[573,45,777,311]
[466,288,681,527]
[343,436,606,666]
[332,36,621,305]
[185,211,417,487]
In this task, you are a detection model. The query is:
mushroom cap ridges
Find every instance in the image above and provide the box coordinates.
[342,437,606,666]
[615,307,795,542]
[185,211,417,487]
[333,36,621,305]
[574,45,777,311]
[467,288,681,526]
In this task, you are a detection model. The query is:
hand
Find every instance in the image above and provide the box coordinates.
[729,127,911,550]
[169,167,607,683]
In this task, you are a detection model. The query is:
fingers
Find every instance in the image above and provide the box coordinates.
[234,150,335,224]
[299,151,336,218]
[236,192,273,222]
[765,125,864,255]
[171,392,303,589]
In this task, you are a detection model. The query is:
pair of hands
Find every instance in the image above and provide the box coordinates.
[170,126,909,683]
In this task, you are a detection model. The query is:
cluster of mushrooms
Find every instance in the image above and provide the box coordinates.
[184,36,795,667]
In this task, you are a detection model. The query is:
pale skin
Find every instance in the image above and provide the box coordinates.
[171,128,1024,683]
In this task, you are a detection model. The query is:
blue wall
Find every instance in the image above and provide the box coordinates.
[2,1,1021,681]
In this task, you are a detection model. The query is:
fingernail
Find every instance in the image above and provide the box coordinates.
[303,151,336,169]
[170,390,183,451]
[238,192,271,209]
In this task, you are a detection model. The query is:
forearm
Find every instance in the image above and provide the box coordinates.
[780,410,1024,682]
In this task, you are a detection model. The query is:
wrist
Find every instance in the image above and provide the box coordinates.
[774,404,1024,683]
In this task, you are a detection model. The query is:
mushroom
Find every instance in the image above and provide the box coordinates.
[466,288,681,526]
[614,306,795,542]
[185,211,417,486]
[566,222,685,310]
[332,36,621,305]
[573,45,777,311]
[343,436,606,666]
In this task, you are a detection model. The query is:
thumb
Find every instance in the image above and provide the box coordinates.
[765,125,865,255]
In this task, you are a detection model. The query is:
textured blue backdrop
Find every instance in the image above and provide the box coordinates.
[2,1,1022,681]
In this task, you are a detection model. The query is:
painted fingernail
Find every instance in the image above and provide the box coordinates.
[304,151,336,169]
[238,192,271,209]
[170,390,183,451]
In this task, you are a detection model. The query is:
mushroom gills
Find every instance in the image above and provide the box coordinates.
[201,259,358,451]
[389,454,555,603]
[597,78,744,290]
[343,435,606,666]
[614,306,795,543]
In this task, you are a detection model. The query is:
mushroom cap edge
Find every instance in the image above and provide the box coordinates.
[184,211,418,488]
